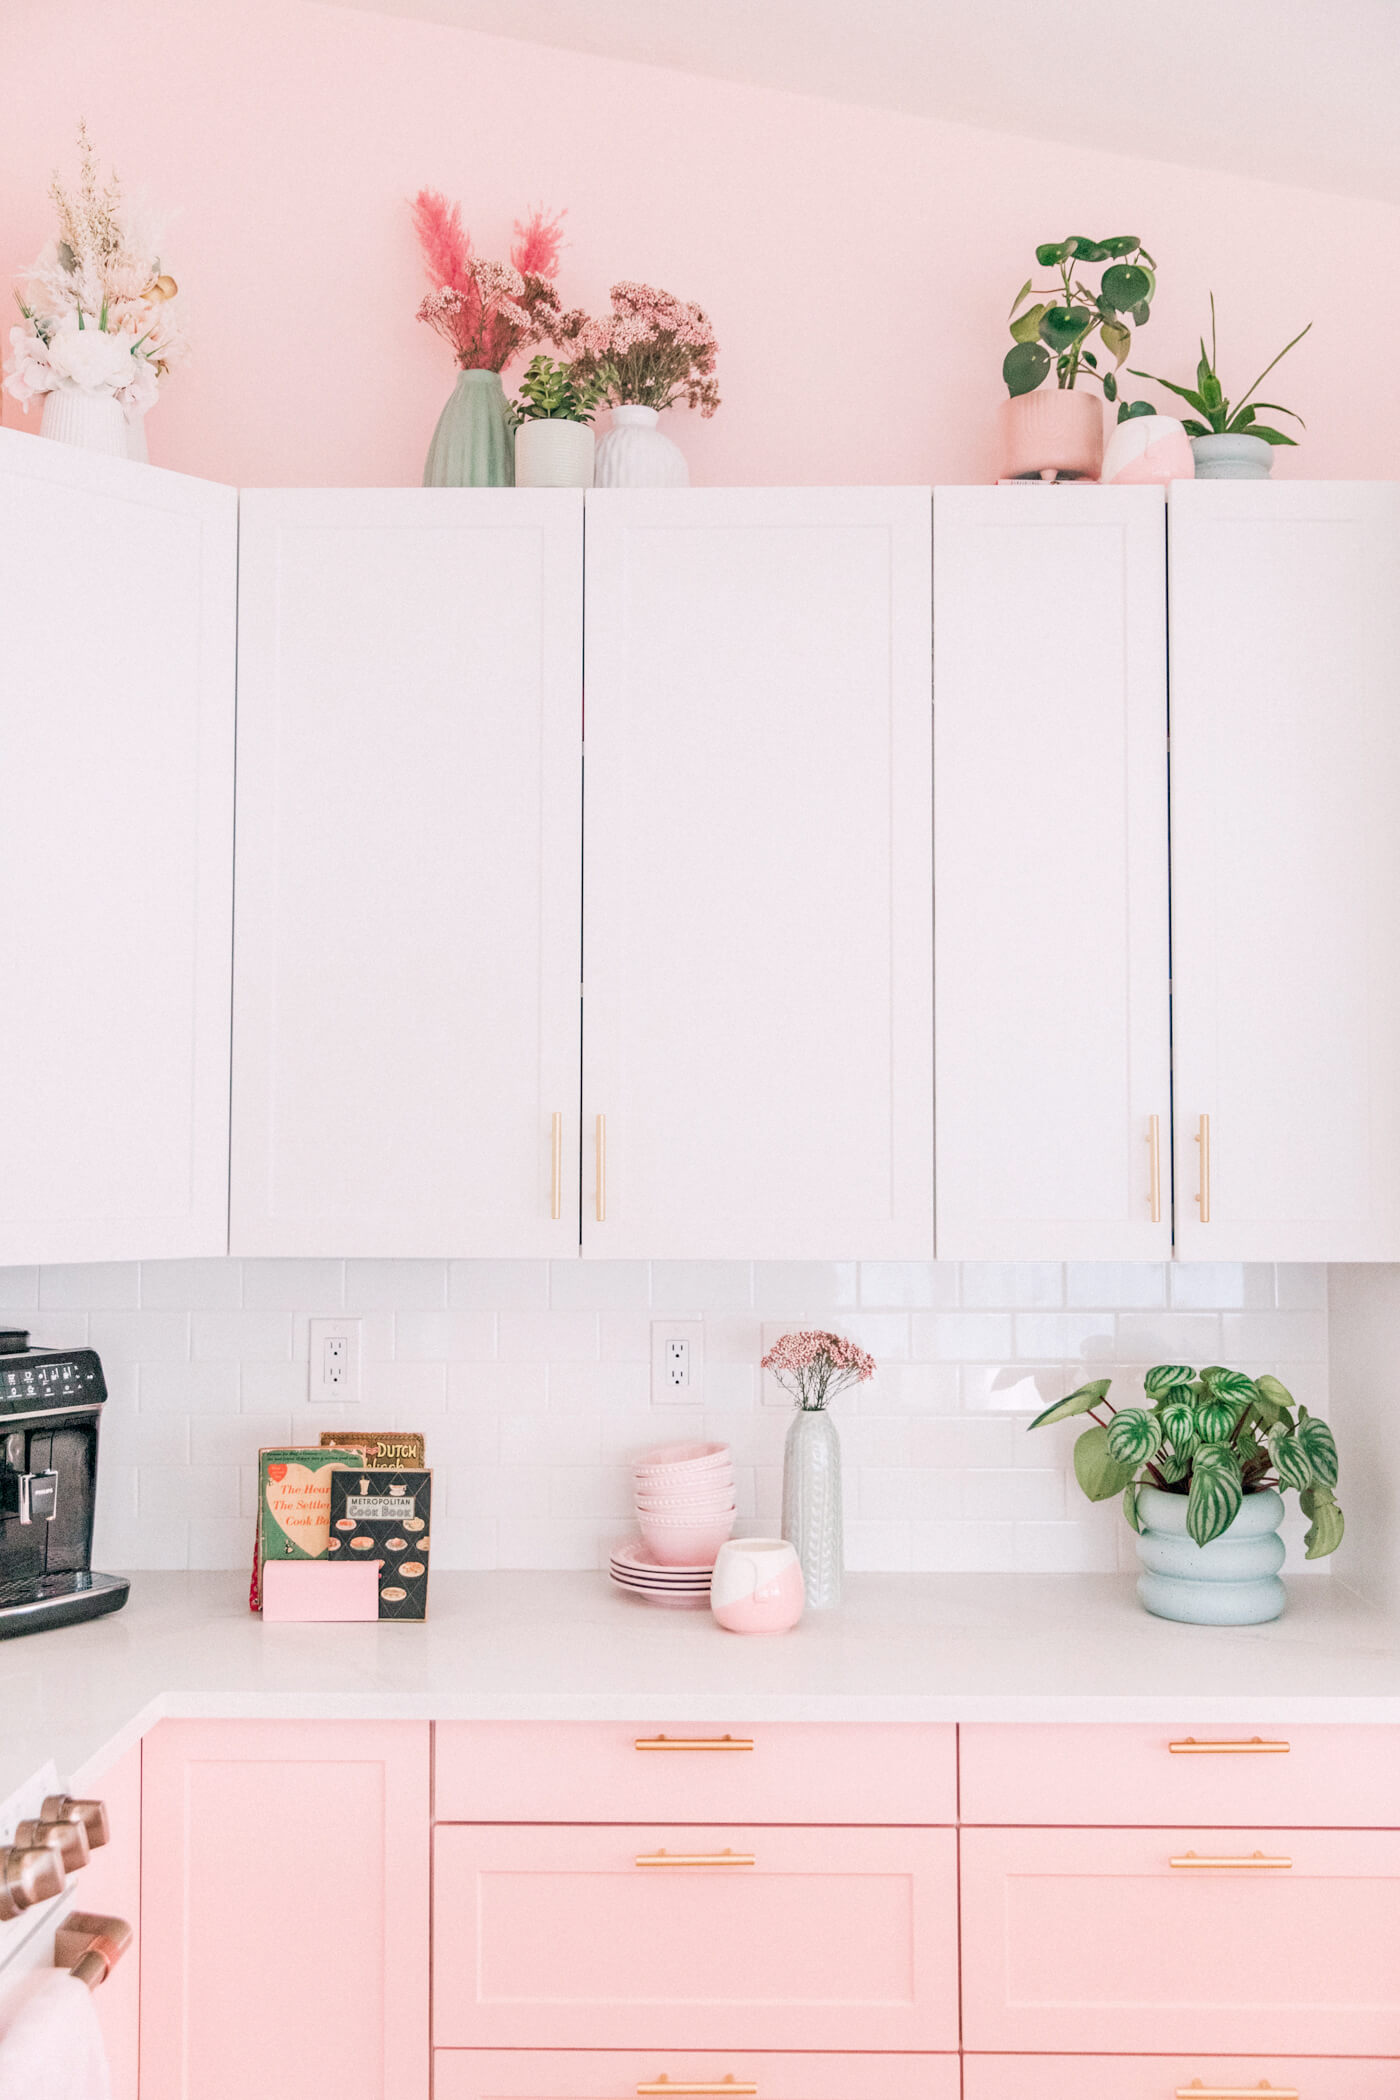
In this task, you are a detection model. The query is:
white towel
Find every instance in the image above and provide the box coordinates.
[0,1969,110,2100]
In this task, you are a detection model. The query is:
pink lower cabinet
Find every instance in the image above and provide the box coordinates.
[961,1825,1400,2056]
[139,1719,430,2100]
[963,2058,1399,2099]
[433,1824,959,2051]
[435,2052,959,2100]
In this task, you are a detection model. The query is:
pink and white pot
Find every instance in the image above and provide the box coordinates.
[709,1538,805,1634]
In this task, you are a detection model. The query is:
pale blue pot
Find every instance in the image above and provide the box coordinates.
[1135,1485,1286,1626]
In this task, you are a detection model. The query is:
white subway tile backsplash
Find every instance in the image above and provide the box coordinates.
[141,1259,244,1309]
[33,1256,1325,1576]
[40,1263,140,1310]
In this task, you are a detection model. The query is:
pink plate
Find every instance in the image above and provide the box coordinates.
[611,1537,715,1576]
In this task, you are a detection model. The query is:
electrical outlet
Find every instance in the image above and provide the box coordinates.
[308,1317,362,1406]
[651,1320,703,1404]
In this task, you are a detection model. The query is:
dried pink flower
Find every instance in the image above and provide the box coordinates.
[412,193,570,372]
[761,1330,876,1411]
[554,279,721,417]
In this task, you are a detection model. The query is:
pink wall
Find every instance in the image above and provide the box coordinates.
[3,0,1393,488]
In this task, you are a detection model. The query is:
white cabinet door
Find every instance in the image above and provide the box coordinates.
[0,429,236,1263]
[933,486,1170,1259]
[231,490,582,1256]
[1170,480,1400,1260]
[581,488,933,1260]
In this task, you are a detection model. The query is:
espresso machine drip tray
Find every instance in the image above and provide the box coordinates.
[0,1568,130,1636]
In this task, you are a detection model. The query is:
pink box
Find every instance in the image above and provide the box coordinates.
[261,1560,382,1621]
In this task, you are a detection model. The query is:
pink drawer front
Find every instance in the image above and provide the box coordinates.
[960,1722,1400,1826]
[433,1823,959,2052]
[433,1722,956,1824]
[964,2058,1398,2100]
[436,2052,958,2100]
[961,1825,1400,2056]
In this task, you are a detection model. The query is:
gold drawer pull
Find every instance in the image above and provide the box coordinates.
[635,1849,755,1868]
[1176,2086,1298,2099]
[1170,1850,1292,1870]
[638,2083,757,2097]
[634,1735,754,1753]
[1169,1737,1290,1755]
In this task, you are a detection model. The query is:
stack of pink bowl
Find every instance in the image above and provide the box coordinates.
[632,1440,736,1568]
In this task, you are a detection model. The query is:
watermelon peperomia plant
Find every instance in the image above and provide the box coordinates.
[1029,1365,1344,1558]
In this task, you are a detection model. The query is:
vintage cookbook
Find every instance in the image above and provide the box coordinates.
[250,1446,354,1613]
[327,1468,432,1620]
[318,1430,426,1468]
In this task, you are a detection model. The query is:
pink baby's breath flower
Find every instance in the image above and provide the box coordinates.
[412,194,569,372]
[761,1330,876,1411]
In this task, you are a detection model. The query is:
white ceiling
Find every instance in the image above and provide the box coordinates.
[326,0,1400,203]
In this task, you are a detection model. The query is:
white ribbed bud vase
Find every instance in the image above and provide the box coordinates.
[594,404,689,488]
[781,1407,843,1610]
[39,385,130,457]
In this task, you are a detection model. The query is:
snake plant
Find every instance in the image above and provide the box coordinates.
[1029,1364,1343,1557]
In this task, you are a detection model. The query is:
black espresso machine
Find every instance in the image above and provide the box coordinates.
[0,1331,129,1637]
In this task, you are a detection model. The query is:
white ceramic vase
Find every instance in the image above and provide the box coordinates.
[594,404,689,488]
[126,411,149,464]
[514,417,595,488]
[39,385,129,457]
[1135,1485,1286,1625]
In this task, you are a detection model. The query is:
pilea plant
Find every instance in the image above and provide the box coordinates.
[1004,234,1157,404]
[1029,1364,1344,1557]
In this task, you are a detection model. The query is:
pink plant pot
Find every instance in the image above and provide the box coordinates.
[997,388,1104,481]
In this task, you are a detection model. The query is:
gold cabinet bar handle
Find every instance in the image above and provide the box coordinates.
[550,1111,563,1221]
[635,1735,754,1753]
[1195,1111,1211,1222]
[1148,1113,1162,1224]
[1175,2087,1298,2099]
[1170,1850,1291,1870]
[1169,1737,1290,1755]
[638,2084,757,2097]
[595,1112,607,1223]
[635,1849,755,1867]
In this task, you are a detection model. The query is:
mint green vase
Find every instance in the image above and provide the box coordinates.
[423,369,514,487]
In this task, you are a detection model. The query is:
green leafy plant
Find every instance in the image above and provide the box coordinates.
[513,354,604,423]
[1128,296,1312,446]
[1004,235,1156,405]
[1029,1364,1344,1556]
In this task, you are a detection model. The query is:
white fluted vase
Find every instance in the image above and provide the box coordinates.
[781,1407,843,1610]
[594,404,689,487]
[39,385,129,457]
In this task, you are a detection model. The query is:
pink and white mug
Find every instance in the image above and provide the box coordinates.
[709,1538,805,1635]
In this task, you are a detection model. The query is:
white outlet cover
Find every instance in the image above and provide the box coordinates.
[308,1317,362,1407]
[650,1320,704,1405]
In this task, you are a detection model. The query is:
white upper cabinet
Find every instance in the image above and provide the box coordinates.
[0,430,236,1264]
[231,489,582,1256]
[581,488,934,1260]
[934,486,1171,1260]
[1170,480,1400,1260]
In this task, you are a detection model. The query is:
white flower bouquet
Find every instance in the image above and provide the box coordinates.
[4,124,185,421]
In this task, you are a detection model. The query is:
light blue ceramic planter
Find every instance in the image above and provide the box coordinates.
[423,369,514,487]
[1135,1485,1286,1625]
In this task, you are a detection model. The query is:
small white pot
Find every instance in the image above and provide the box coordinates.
[1135,1485,1286,1625]
[1190,432,1275,480]
[595,404,689,488]
[39,384,130,457]
[514,417,595,488]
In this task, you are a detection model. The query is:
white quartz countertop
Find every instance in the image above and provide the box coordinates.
[5,1569,1400,1802]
